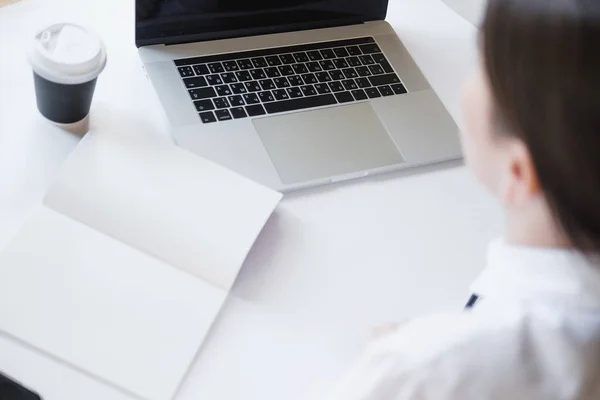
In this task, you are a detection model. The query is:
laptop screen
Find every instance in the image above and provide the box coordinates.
[136,0,388,47]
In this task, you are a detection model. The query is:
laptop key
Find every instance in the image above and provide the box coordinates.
[264,94,337,114]
[288,76,304,86]
[301,73,318,85]
[379,85,394,97]
[365,87,382,98]
[380,60,395,74]
[369,73,401,86]
[228,95,245,106]
[189,89,205,101]
[189,87,217,99]
[183,76,208,88]
[334,47,350,58]
[251,57,268,68]
[359,55,375,65]
[246,104,267,116]
[245,81,262,92]
[194,99,215,112]
[391,83,408,95]
[193,65,209,75]
[221,73,238,84]
[333,58,349,69]
[346,46,361,56]
[319,60,336,71]
[372,53,386,64]
[206,74,223,85]
[250,69,266,80]
[342,79,358,91]
[369,65,384,75]
[208,62,225,74]
[351,89,368,101]
[359,43,381,54]
[307,50,323,61]
[266,56,282,66]
[215,85,232,97]
[316,72,332,83]
[286,87,303,98]
[328,81,345,92]
[223,61,239,71]
[346,57,361,67]
[342,68,358,79]
[329,70,345,81]
[273,89,290,100]
[293,52,309,63]
[292,63,308,75]
[243,93,260,104]
[314,84,331,94]
[274,77,291,88]
[178,66,194,77]
[199,111,217,123]
[356,66,371,77]
[306,62,322,73]
[278,65,295,76]
[230,83,248,94]
[320,49,336,59]
[334,91,354,103]
[230,107,248,119]
[215,109,232,121]
[259,79,276,90]
[356,77,372,88]
[300,85,317,97]
[280,54,296,64]
[238,59,254,70]
[235,70,252,82]
[264,67,281,78]
[258,91,275,102]
[213,97,230,109]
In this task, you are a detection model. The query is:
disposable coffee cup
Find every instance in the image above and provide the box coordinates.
[28,23,107,124]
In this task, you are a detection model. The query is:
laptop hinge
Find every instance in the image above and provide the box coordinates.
[137,18,363,48]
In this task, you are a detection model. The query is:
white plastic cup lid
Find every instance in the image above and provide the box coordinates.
[28,23,107,85]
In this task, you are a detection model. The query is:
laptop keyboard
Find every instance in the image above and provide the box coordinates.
[174,37,408,124]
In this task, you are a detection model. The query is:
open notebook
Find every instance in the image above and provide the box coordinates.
[0,132,282,400]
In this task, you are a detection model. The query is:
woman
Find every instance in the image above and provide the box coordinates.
[326,0,600,399]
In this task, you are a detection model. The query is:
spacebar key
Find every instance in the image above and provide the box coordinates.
[264,94,337,114]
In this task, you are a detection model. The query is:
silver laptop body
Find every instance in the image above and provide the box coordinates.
[137,2,461,191]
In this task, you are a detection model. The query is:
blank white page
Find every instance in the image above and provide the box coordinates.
[44,131,282,290]
[0,207,226,400]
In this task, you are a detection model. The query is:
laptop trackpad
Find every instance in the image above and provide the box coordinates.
[253,102,405,184]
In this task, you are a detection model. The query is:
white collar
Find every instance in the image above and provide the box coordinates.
[470,239,600,309]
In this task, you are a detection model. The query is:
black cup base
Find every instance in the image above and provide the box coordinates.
[33,73,97,124]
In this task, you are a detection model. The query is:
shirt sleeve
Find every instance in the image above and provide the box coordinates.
[323,311,525,400]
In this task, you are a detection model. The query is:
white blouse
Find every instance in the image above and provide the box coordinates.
[326,239,600,400]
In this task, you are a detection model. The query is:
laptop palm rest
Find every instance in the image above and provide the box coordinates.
[253,102,405,184]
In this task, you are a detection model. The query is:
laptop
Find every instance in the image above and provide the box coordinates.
[136,0,462,191]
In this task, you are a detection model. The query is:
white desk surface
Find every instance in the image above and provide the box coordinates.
[0,1,501,399]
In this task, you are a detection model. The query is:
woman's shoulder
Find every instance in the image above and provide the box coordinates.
[366,308,525,365]
[348,306,598,400]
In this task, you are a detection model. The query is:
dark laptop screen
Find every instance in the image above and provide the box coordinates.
[136,0,388,47]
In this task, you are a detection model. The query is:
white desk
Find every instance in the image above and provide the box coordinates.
[441,0,485,26]
[0,1,501,399]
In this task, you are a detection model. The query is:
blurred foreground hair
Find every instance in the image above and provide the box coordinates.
[483,0,600,253]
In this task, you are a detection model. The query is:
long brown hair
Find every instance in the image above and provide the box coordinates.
[482,0,600,253]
